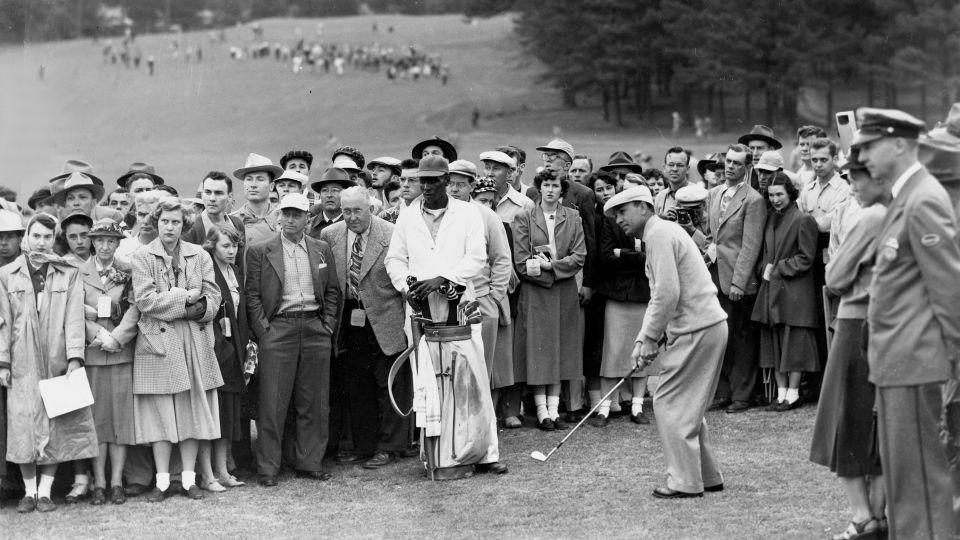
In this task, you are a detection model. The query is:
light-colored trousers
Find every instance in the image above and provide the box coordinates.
[653,320,727,493]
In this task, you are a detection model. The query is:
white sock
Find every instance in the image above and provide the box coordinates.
[38,475,55,499]
[776,387,787,403]
[23,476,37,497]
[785,388,799,404]
[181,471,196,490]
[534,394,548,422]
[587,390,602,408]
[546,396,560,420]
[155,473,170,492]
[598,400,611,418]
[632,397,644,416]
[74,473,89,486]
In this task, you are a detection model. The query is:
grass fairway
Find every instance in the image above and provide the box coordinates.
[1,405,844,538]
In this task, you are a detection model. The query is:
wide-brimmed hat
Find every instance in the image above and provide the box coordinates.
[737,125,782,150]
[367,156,402,175]
[851,108,926,147]
[280,149,314,169]
[417,155,449,178]
[536,138,575,163]
[88,218,125,238]
[0,210,25,233]
[331,146,365,170]
[599,151,644,174]
[275,169,309,186]
[51,172,105,205]
[27,187,52,210]
[448,160,478,181]
[116,162,165,187]
[412,136,458,162]
[754,150,785,172]
[919,106,960,182]
[603,186,654,218]
[696,152,722,177]
[479,151,515,169]
[48,159,104,187]
[234,153,283,181]
[60,210,94,230]
[310,167,356,192]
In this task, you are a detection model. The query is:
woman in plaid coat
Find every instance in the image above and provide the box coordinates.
[130,199,223,503]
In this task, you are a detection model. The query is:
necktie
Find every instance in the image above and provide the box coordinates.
[350,234,363,300]
[719,189,734,219]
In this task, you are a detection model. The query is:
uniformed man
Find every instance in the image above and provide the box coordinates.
[855,107,960,540]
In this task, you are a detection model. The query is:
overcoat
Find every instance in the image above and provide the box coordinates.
[79,257,140,366]
[131,239,223,395]
[212,262,248,394]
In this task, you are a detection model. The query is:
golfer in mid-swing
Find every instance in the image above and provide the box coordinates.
[604,186,728,499]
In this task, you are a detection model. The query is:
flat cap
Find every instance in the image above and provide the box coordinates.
[278,193,310,212]
[675,184,709,204]
[479,151,516,169]
[536,138,575,163]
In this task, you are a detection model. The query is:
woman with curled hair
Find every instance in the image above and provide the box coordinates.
[130,198,223,502]
[751,173,821,411]
[196,224,248,491]
[513,170,586,431]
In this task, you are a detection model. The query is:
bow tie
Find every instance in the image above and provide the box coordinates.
[99,268,112,278]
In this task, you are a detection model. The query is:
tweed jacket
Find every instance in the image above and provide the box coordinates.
[244,233,341,340]
[321,217,407,356]
[526,181,598,287]
[868,166,960,387]
[79,257,140,366]
[513,204,586,288]
[706,181,767,296]
[131,239,223,395]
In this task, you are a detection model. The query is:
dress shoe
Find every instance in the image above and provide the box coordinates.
[537,418,556,431]
[652,487,703,499]
[725,401,751,413]
[110,486,126,505]
[765,401,784,412]
[145,487,167,502]
[631,411,651,424]
[705,483,724,493]
[563,408,586,423]
[552,417,569,430]
[335,451,363,464]
[123,483,149,497]
[774,399,801,412]
[608,406,626,418]
[90,487,107,506]
[259,475,278,487]
[65,482,89,504]
[708,397,732,411]
[200,478,226,493]
[401,443,420,458]
[588,413,610,427]
[475,462,508,474]
[183,485,204,500]
[36,496,57,512]
[503,416,522,429]
[17,495,37,513]
[363,451,395,469]
[295,469,333,481]
[217,474,245,488]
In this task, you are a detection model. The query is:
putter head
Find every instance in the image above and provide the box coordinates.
[530,451,547,462]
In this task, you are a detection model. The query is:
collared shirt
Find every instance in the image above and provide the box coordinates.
[230,202,278,246]
[420,203,448,241]
[543,208,558,257]
[719,181,745,219]
[826,198,863,264]
[496,188,535,224]
[892,162,923,199]
[654,181,689,215]
[798,172,851,232]
[277,233,320,314]
[346,226,370,301]
[95,258,114,285]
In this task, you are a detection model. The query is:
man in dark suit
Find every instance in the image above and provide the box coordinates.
[246,193,341,486]
[320,187,409,469]
[856,108,960,540]
[705,144,767,413]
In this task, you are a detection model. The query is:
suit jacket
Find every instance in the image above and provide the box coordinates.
[706,182,767,295]
[513,204,586,288]
[244,233,341,340]
[750,204,819,328]
[526,181,598,287]
[79,257,140,366]
[212,262,248,393]
[868,166,960,387]
[320,217,407,356]
[596,214,649,303]
[307,212,344,240]
[131,239,223,395]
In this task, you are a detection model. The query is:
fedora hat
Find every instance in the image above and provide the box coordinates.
[234,153,283,181]
[27,187,52,210]
[310,167,356,192]
[48,159,104,187]
[117,162,165,187]
[280,149,314,169]
[0,210,25,233]
[737,125,783,150]
[331,146,365,170]
[51,172,106,205]
[696,152,722,178]
[920,106,960,182]
[412,136,458,162]
[599,151,644,174]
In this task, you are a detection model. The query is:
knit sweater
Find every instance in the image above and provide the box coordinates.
[824,204,886,319]
[638,216,727,342]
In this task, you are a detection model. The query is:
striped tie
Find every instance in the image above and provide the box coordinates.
[350,234,363,300]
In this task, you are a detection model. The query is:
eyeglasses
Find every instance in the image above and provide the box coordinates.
[541,152,564,163]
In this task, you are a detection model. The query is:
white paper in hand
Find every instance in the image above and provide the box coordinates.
[38,367,94,418]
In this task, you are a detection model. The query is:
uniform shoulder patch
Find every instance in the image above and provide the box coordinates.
[920,233,941,247]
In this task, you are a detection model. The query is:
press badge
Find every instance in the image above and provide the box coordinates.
[350,309,366,327]
[97,295,112,318]
[220,317,232,337]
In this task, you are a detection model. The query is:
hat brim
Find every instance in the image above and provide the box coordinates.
[535,145,574,162]
[480,158,514,169]
[309,179,356,192]
[367,160,402,173]
[599,163,644,174]
[51,184,105,206]
[416,170,447,178]
[60,213,95,228]
[449,170,477,181]
[50,172,105,187]
[412,139,458,162]
[696,160,717,177]
[849,131,885,147]
[88,230,125,238]
[737,134,783,150]
[234,165,284,181]
[754,164,781,172]
[116,171,165,188]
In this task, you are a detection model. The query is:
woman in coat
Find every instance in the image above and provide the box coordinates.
[513,171,586,431]
[0,213,97,514]
[751,173,821,411]
[80,219,141,505]
[198,224,248,491]
[131,198,223,502]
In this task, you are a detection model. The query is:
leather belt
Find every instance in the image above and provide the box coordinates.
[276,310,319,319]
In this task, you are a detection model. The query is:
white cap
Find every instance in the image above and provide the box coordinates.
[0,210,25,233]
[675,184,709,204]
[535,138,575,162]
[449,159,478,180]
[479,151,516,169]
[367,156,402,170]
[275,169,309,186]
[278,193,310,212]
[603,186,654,217]
[332,155,360,171]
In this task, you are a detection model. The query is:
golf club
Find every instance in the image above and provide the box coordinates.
[530,362,642,462]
